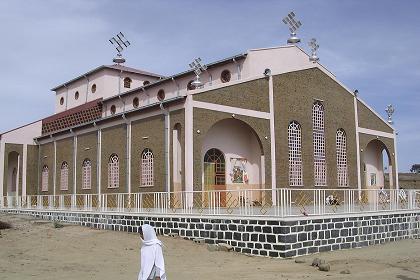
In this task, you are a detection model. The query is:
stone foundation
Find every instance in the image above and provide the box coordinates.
[2,209,419,258]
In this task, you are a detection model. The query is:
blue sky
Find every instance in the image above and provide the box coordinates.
[0,0,419,171]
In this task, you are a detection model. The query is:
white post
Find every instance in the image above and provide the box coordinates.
[53,141,57,197]
[97,129,102,196]
[22,144,28,197]
[185,94,194,207]
[393,133,400,190]
[268,75,277,206]
[74,135,77,194]
[354,95,362,195]
[127,122,132,194]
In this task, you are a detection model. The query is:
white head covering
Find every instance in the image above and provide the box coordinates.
[138,224,166,280]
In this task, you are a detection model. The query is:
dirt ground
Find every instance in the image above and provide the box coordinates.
[0,213,420,280]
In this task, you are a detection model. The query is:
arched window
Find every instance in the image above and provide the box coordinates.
[41,165,49,192]
[123,77,132,88]
[108,154,119,188]
[336,129,348,187]
[221,69,231,83]
[141,149,154,187]
[313,101,327,186]
[82,159,92,190]
[91,84,97,93]
[60,162,69,191]
[133,97,139,108]
[110,105,116,115]
[157,89,165,101]
[74,91,79,100]
[288,121,303,186]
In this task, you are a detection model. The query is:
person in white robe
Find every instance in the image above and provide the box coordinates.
[138,224,167,280]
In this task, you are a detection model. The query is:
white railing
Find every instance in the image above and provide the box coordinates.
[1,188,419,217]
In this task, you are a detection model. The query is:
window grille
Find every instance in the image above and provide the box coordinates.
[41,165,49,192]
[313,102,327,186]
[336,129,348,187]
[123,77,132,88]
[82,159,92,189]
[108,154,119,188]
[60,162,69,191]
[288,121,303,186]
[141,149,154,187]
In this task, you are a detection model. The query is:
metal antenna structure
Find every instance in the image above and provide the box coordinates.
[308,38,320,62]
[109,32,131,64]
[282,11,302,44]
[189,57,207,88]
[385,104,395,125]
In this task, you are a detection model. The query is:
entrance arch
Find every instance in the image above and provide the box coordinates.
[7,151,20,196]
[201,118,265,200]
[362,139,393,190]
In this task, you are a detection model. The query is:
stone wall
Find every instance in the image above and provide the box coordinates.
[3,209,419,259]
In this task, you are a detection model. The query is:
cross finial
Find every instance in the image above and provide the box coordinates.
[282,11,302,44]
[308,38,320,62]
[385,104,395,125]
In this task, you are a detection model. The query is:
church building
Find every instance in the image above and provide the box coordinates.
[0,44,399,203]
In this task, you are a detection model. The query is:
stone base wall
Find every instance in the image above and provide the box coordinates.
[2,209,420,258]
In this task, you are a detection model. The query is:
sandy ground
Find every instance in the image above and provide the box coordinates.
[0,213,420,280]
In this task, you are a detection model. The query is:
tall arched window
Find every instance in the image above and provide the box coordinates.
[82,159,92,190]
[123,77,132,88]
[108,154,119,188]
[41,165,49,192]
[288,121,303,186]
[313,101,327,186]
[141,149,154,187]
[60,162,69,191]
[336,129,348,187]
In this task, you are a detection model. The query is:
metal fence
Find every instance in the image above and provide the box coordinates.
[1,188,419,217]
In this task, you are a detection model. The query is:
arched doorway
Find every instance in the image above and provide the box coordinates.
[363,139,392,190]
[201,118,265,206]
[7,151,20,197]
[204,148,226,206]
[362,139,394,204]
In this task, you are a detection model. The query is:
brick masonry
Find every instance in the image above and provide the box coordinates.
[3,209,419,258]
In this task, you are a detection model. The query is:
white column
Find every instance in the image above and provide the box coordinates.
[53,141,57,196]
[16,154,20,199]
[185,94,194,192]
[127,122,132,194]
[268,75,277,205]
[0,142,5,197]
[97,129,102,196]
[354,96,361,192]
[73,135,77,194]
[393,133,399,189]
[165,112,171,193]
[22,144,28,197]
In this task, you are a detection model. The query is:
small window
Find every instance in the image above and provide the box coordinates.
[108,154,119,188]
[110,105,116,115]
[133,97,139,108]
[157,89,165,101]
[60,162,69,191]
[41,165,49,192]
[187,80,196,91]
[82,159,92,190]
[141,148,154,187]
[221,70,231,83]
[91,84,96,93]
[60,97,64,105]
[124,77,132,88]
[143,81,150,86]
[75,91,79,100]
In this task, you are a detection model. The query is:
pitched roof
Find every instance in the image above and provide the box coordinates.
[51,65,164,91]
